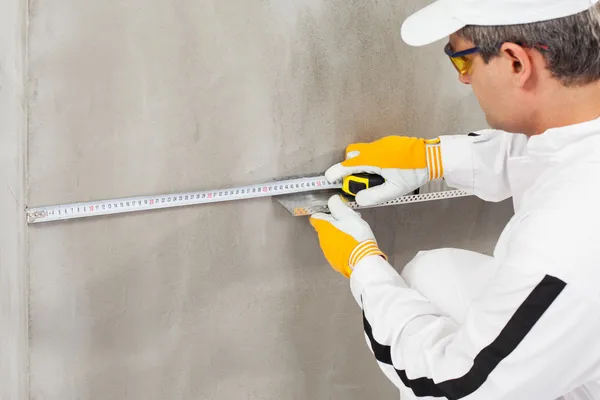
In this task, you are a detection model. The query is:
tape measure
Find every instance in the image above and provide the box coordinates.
[342,173,386,196]
[25,174,471,224]
[25,175,340,224]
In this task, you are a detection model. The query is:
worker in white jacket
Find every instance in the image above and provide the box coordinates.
[309,1,600,399]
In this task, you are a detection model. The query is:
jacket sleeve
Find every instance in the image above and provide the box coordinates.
[440,130,529,202]
[349,212,600,400]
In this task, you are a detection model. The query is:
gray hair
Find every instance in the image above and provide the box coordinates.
[457,4,600,86]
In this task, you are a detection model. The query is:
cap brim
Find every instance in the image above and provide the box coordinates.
[400,0,466,47]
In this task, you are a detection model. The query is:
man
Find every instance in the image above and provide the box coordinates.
[309,1,600,399]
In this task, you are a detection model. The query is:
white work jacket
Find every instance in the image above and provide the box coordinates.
[350,117,600,400]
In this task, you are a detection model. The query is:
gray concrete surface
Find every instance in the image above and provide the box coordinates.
[23,0,513,399]
[0,0,29,399]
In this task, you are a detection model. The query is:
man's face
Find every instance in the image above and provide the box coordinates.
[448,34,532,134]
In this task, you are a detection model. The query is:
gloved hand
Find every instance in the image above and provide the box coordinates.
[325,136,443,206]
[309,195,386,278]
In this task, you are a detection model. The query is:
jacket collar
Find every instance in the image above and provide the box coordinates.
[526,116,600,154]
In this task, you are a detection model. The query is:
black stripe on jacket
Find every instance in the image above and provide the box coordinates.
[363,274,566,399]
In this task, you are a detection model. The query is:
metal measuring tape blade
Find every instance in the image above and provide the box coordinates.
[26,175,339,224]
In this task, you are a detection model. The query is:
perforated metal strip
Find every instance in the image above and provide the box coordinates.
[290,188,471,216]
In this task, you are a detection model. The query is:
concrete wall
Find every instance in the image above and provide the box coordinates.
[0,0,29,399]
[24,0,513,399]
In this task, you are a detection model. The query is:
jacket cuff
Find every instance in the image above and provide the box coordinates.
[439,134,475,193]
[349,255,408,306]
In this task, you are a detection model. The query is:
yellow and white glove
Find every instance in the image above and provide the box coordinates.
[325,136,443,206]
[309,195,386,278]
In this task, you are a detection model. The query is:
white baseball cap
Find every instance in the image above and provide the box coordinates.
[401,0,600,47]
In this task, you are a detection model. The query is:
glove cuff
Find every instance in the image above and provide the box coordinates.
[425,138,443,180]
[349,239,386,269]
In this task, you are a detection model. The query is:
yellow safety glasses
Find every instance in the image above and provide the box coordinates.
[444,42,550,75]
[444,43,480,75]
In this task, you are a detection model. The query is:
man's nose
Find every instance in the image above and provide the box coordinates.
[459,73,471,85]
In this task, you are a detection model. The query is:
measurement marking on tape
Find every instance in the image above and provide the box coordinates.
[26,175,340,224]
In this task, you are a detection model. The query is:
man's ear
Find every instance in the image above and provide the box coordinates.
[499,42,533,87]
